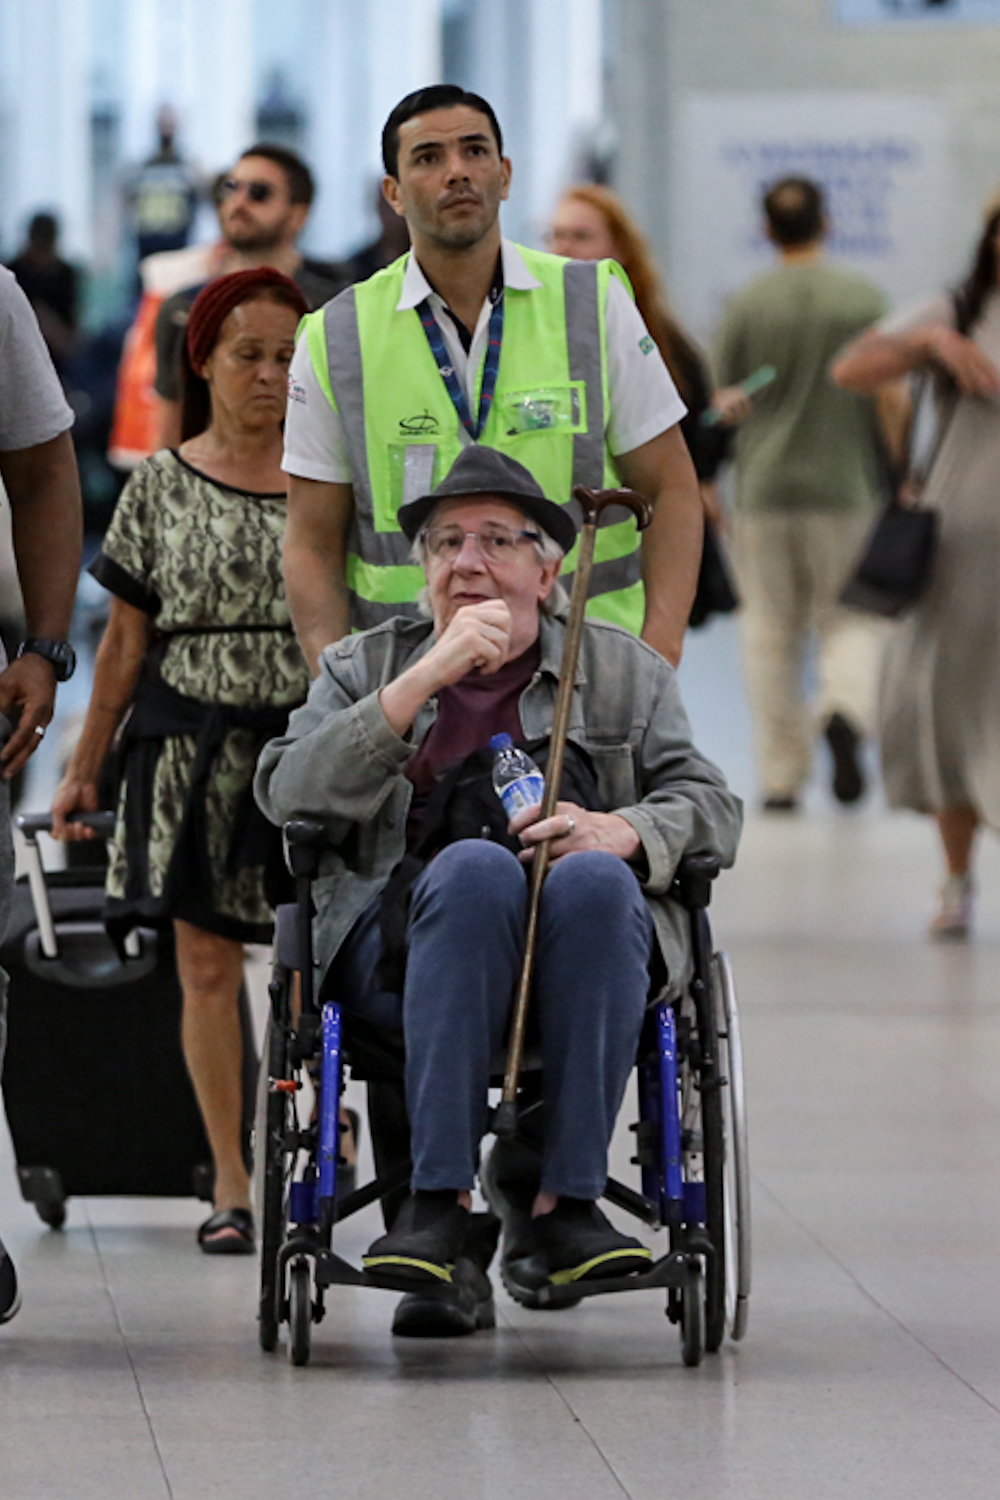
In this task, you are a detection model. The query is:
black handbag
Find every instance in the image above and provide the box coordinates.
[688,518,740,628]
[840,375,956,619]
[838,499,938,618]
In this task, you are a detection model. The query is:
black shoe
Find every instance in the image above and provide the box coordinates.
[0,1238,20,1325]
[480,1139,539,1261]
[480,1140,577,1310]
[364,1190,469,1291]
[761,794,799,814]
[824,712,865,804]
[529,1199,652,1286]
[392,1213,500,1337]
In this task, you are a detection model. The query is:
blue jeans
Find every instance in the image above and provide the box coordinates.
[330,841,653,1199]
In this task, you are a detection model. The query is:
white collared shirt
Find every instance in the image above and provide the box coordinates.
[283,239,685,484]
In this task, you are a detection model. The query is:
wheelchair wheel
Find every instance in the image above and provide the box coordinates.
[680,1260,704,1367]
[256,1014,291,1354]
[288,1257,312,1367]
[700,1066,727,1353]
[694,967,728,1354]
[674,988,725,1353]
[714,951,751,1341]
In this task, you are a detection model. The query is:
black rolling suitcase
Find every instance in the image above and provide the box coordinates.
[1,812,257,1228]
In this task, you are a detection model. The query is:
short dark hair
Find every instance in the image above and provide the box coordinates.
[238,142,315,206]
[381,85,503,178]
[28,212,58,248]
[763,177,825,247]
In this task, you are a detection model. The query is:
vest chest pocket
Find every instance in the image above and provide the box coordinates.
[497,383,588,437]
[580,742,639,810]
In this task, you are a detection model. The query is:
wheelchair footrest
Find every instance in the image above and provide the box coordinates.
[313,1249,372,1290]
[527,1250,700,1308]
[312,1247,443,1293]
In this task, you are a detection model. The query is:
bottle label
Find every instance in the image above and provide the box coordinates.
[499,772,545,817]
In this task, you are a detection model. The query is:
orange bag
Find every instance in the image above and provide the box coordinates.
[107,291,164,470]
[107,243,219,470]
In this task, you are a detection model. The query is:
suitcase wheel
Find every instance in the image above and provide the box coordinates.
[18,1167,68,1230]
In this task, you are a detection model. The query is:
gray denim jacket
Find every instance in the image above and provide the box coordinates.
[255,613,742,985]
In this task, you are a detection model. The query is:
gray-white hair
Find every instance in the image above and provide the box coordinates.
[411,512,570,618]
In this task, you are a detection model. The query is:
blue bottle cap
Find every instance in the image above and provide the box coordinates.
[489,733,513,752]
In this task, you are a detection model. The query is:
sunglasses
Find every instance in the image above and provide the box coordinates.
[220,177,277,204]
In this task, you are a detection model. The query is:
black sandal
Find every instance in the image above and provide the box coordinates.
[198,1207,255,1256]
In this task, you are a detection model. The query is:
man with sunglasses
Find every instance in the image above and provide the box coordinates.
[153,143,346,449]
[282,84,702,674]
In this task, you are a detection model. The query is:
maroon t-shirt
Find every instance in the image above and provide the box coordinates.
[404,641,541,846]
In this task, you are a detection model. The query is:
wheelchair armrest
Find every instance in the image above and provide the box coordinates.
[669,852,721,910]
[282,818,327,879]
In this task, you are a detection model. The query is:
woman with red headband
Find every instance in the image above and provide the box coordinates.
[52,269,312,1254]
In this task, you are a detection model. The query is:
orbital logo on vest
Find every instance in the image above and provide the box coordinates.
[399,411,441,437]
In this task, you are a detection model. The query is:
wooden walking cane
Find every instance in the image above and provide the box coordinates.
[493,485,652,1140]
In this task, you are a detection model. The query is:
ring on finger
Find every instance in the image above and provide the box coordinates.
[33,725,45,738]
[564,815,576,836]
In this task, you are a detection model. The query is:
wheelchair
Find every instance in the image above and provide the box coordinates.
[254,819,751,1367]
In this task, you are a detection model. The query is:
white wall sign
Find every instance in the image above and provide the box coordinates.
[671,93,953,345]
[836,0,1000,23]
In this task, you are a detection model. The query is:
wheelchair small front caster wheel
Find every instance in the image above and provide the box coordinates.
[288,1258,313,1367]
[680,1262,704,1367]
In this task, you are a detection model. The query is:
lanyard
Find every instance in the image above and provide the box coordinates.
[417,289,505,441]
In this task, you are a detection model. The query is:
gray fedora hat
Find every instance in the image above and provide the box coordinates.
[397,446,577,555]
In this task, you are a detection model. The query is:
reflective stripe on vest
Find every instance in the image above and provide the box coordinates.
[308,246,642,634]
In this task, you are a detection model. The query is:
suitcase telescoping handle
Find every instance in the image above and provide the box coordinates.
[14,812,128,961]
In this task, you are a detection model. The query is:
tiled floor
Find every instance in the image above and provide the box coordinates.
[3,617,1000,1498]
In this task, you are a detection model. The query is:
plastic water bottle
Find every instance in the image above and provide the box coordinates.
[490,733,545,818]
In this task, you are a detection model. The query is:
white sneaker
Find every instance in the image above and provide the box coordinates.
[929,874,973,941]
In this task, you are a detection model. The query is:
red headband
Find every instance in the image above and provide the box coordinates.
[185,267,308,372]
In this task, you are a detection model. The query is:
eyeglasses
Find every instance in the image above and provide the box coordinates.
[220,177,277,204]
[422,522,542,563]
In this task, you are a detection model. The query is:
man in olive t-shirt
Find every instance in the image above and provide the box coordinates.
[713,177,887,810]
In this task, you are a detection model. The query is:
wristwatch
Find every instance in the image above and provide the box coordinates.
[17,637,77,682]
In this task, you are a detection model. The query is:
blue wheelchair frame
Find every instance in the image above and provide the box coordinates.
[257,821,749,1367]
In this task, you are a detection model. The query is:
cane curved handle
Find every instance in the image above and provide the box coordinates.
[572,485,652,531]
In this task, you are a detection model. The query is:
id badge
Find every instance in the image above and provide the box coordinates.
[403,443,437,504]
[382,443,440,529]
[498,384,586,437]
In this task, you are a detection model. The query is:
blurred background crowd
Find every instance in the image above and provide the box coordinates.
[5,0,1000,856]
[3,0,999,535]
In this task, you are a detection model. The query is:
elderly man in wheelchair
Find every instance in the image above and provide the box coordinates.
[256,446,742,1341]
